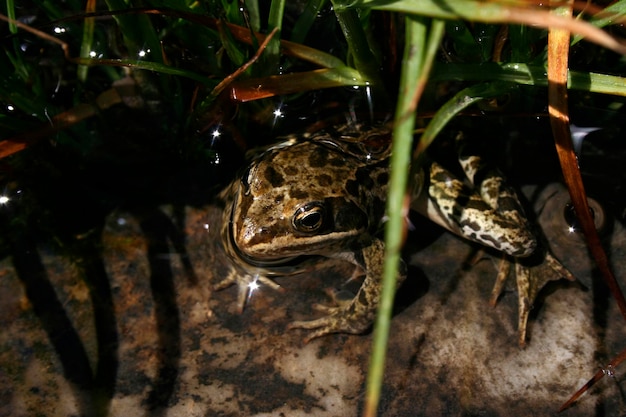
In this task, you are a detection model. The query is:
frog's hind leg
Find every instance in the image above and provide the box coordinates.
[456,133,578,345]
[491,251,576,346]
[414,132,577,345]
[417,162,538,257]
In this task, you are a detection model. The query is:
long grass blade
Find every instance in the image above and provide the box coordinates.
[415,81,514,163]
[336,0,626,55]
[265,0,286,74]
[432,63,626,97]
[548,1,626,323]
[363,16,445,417]
[77,0,96,82]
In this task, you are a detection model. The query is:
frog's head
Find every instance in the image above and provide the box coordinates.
[227,141,371,263]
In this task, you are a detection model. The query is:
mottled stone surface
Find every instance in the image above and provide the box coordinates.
[1,183,626,416]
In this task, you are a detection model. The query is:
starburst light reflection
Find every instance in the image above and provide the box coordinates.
[271,103,285,128]
[247,276,261,301]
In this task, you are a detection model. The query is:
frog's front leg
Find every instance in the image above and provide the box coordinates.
[289,239,405,342]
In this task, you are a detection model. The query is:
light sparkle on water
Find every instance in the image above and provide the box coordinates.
[247,277,261,300]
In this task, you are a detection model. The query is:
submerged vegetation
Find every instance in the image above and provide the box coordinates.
[2,0,626,414]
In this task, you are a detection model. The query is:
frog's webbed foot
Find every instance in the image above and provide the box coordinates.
[214,268,283,313]
[289,239,401,343]
[490,250,575,346]
[287,296,376,343]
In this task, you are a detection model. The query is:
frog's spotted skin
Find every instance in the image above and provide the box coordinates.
[218,126,394,339]
[219,125,575,345]
[413,133,575,345]
[422,162,537,257]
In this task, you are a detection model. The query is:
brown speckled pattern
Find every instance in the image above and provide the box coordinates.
[221,125,574,345]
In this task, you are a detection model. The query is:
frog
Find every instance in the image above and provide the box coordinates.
[218,123,575,346]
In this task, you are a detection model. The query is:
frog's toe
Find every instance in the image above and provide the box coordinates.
[213,269,239,291]
[311,302,342,314]
[287,318,337,343]
[514,251,576,346]
[489,256,512,307]
[288,306,373,342]
[215,270,284,313]
[488,250,575,346]
[239,275,284,310]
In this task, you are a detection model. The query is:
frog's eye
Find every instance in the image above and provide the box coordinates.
[293,202,325,233]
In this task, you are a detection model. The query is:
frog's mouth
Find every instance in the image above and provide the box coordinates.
[226,219,307,271]
[225,217,363,276]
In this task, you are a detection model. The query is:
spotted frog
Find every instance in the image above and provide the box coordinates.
[218,124,574,345]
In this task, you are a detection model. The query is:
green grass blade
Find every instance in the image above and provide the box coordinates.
[264,0,286,74]
[291,0,328,44]
[331,3,385,95]
[416,81,514,162]
[72,57,215,85]
[5,0,16,34]
[280,39,348,68]
[77,0,96,82]
[430,63,626,97]
[228,66,368,101]
[363,16,445,417]
[244,0,261,32]
[572,0,626,45]
[105,0,163,63]
[2,2,28,81]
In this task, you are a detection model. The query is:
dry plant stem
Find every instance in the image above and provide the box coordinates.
[501,7,623,52]
[548,4,626,321]
[572,0,626,23]
[369,2,626,55]
[548,3,626,409]
[211,26,279,97]
[228,68,366,102]
[559,346,626,411]
[0,13,68,53]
